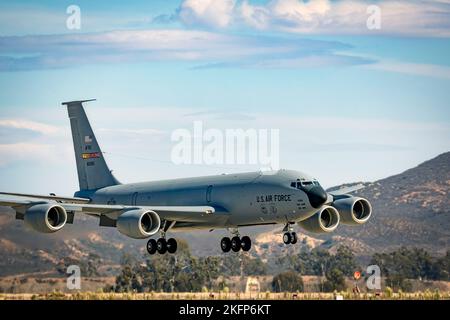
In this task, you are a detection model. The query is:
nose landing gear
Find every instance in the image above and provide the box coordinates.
[283,231,297,244]
[282,223,298,245]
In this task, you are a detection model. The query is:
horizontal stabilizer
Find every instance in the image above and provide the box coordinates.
[61,99,96,106]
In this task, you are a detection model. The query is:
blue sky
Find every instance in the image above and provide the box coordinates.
[0,0,449,195]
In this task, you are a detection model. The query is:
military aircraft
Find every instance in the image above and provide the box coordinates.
[0,100,372,255]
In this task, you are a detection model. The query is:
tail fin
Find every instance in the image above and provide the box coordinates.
[62,99,120,191]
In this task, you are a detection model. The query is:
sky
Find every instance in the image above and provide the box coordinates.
[0,0,449,195]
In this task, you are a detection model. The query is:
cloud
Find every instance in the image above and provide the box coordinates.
[0,142,67,166]
[193,52,375,69]
[0,29,371,71]
[97,128,165,135]
[0,119,62,136]
[0,118,71,166]
[183,109,256,121]
[175,0,450,37]
[0,108,448,190]
[179,0,236,28]
[368,61,450,80]
[0,6,155,36]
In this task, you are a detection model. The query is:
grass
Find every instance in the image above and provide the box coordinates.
[0,290,449,300]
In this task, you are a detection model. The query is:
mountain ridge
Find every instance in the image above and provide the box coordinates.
[0,152,449,276]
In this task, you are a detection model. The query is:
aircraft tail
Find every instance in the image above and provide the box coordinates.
[62,99,120,191]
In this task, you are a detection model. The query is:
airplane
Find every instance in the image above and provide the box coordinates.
[0,100,372,255]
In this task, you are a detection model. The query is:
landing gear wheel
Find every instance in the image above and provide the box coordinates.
[231,236,241,252]
[241,236,251,252]
[290,232,298,244]
[221,237,231,253]
[147,238,157,255]
[167,238,178,254]
[156,238,167,254]
[283,232,292,245]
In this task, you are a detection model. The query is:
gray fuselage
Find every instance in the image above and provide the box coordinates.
[75,169,327,231]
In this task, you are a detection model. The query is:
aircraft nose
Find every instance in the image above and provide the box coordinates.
[306,186,328,209]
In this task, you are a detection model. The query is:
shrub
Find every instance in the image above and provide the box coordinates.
[384,286,393,298]
[322,269,346,292]
[272,271,304,292]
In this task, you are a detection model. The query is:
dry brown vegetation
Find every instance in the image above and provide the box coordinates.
[0,290,449,300]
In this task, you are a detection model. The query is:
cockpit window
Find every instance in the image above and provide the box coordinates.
[291,180,320,189]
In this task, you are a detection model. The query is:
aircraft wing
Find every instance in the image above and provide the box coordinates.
[0,192,218,223]
[0,192,90,204]
[61,203,217,222]
[328,184,366,196]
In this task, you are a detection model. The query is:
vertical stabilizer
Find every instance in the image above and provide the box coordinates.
[62,99,120,190]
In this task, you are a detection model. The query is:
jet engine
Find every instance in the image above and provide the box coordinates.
[24,204,68,233]
[116,209,161,239]
[298,206,340,233]
[332,196,372,225]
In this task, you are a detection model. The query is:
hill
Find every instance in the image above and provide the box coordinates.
[321,151,450,256]
[0,152,449,277]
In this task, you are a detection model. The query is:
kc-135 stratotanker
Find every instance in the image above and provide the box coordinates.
[0,100,372,255]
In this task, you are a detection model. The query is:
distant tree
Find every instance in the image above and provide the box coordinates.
[198,256,221,289]
[114,265,136,292]
[330,246,358,276]
[385,274,413,292]
[433,251,450,280]
[322,268,346,292]
[272,271,304,292]
[174,272,198,292]
[275,246,358,278]
[120,253,138,267]
[372,247,448,280]
[57,255,101,277]
[112,240,223,293]
[370,246,449,291]
[243,256,267,276]
[298,249,331,275]
[274,254,300,273]
[219,253,242,276]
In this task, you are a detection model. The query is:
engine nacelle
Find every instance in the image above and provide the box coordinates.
[298,206,340,233]
[24,204,67,233]
[332,197,372,225]
[116,209,161,239]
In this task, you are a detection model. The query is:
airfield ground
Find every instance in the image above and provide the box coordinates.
[0,291,449,300]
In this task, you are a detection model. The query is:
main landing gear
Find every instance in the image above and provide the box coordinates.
[147,221,178,255]
[282,223,298,245]
[221,235,251,253]
[147,226,178,255]
[146,237,178,255]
